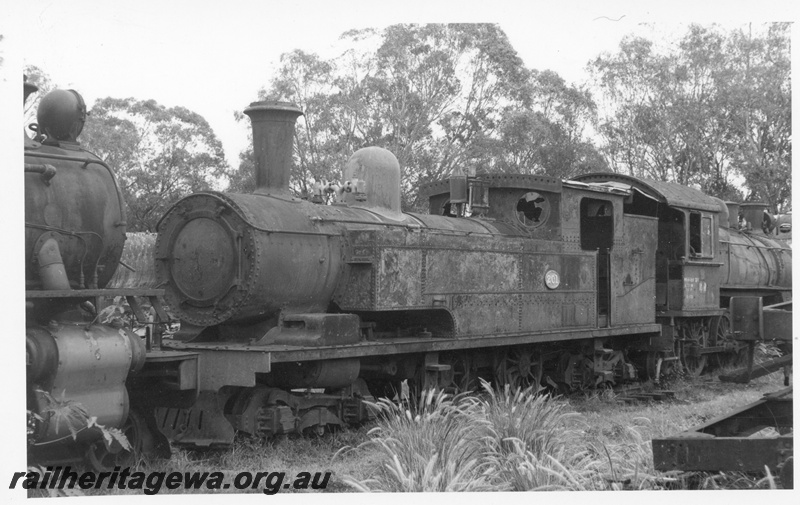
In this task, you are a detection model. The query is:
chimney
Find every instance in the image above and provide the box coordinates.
[243,101,303,195]
[740,202,769,234]
[724,201,740,230]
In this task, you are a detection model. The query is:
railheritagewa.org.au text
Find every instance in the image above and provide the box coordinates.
[10,466,331,494]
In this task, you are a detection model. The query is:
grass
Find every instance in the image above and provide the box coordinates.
[343,372,789,491]
[30,371,789,495]
[343,381,632,491]
[341,388,496,491]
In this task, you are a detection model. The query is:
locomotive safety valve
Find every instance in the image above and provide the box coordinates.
[344,178,367,201]
[309,179,327,204]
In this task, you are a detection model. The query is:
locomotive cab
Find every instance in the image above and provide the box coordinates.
[573,173,791,377]
[573,174,724,315]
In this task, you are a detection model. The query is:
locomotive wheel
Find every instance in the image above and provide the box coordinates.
[494,348,543,392]
[709,314,747,370]
[442,352,478,393]
[637,351,676,382]
[679,319,709,377]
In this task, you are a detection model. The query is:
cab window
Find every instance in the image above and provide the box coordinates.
[689,212,713,258]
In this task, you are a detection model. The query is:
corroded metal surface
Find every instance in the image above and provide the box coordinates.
[25,146,127,290]
[419,172,562,199]
[244,101,303,195]
[614,214,658,325]
[720,227,792,291]
[653,388,793,481]
[27,321,144,444]
[573,173,721,212]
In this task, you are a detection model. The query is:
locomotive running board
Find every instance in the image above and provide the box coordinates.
[162,322,662,363]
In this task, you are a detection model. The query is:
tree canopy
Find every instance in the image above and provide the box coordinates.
[81,98,229,231]
[24,64,55,132]
[591,23,791,212]
[231,24,606,209]
[25,23,790,217]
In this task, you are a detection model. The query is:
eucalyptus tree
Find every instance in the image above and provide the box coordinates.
[235,23,604,210]
[81,98,229,231]
[591,23,790,211]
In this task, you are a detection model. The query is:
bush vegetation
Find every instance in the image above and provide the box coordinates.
[342,375,787,491]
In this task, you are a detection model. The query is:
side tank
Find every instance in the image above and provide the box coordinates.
[25,89,127,291]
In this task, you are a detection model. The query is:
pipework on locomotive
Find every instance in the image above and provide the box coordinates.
[25,87,791,465]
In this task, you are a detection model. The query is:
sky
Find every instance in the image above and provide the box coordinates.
[12,0,797,170]
[2,1,798,501]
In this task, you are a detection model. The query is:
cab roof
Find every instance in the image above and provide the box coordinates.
[572,173,721,212]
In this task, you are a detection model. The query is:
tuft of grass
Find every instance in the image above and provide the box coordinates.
[477,380,595,490]
[480,380,577,459]
[343,388,496,491]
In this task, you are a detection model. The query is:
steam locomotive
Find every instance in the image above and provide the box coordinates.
[24,83,169,466]
[25,89,791,463]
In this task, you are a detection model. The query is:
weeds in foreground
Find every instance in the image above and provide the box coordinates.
[479,381,595,490]
[344,380,626,491]
[343,389,495,491]
[342,378,786,492]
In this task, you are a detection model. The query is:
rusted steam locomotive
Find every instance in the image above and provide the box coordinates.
[144,102,790,448]
[25,89,791,461]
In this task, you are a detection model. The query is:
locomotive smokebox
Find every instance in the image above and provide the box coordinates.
[243,101,303,195]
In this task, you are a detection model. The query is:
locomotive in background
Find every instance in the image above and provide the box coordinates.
[24,82,791,461]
